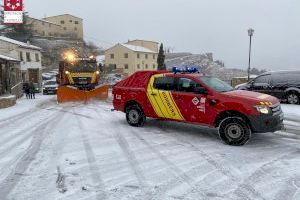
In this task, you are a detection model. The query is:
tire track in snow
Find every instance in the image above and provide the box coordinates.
[0,109,56,157]
[148,122,261,200]
[230,149,300,200]
[273,177,300,200]
[0,97,55,126]
[73,108,107,200]
[89,103,152,199]
[0,109,63,200]
[129,128,210,200]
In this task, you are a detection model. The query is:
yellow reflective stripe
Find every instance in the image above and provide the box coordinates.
[67,74,74,84]
[166,91,185,120]
[147,75,165,118]
[159,90,184,120]
[91,73,97,83]
[70,72,94,77]
[147,74,184,120]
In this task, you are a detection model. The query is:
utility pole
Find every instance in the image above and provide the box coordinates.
[247,28,254,81]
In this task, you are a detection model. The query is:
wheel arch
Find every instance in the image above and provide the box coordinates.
[214,110,251,128]
[124,100,143,112]
[285,87,300,95]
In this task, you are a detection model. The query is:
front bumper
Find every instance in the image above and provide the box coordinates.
[249,112,284,133]
[43,89,57,94]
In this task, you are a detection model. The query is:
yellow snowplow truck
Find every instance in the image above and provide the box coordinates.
[56,53,109,103]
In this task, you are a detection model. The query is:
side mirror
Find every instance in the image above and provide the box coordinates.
[194,87,208,95]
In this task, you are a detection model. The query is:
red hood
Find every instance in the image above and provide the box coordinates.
[223,90,279,105]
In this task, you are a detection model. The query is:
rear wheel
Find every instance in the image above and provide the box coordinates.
[126,105,146,127]
[218,117,251,146]
[287,93,299,104]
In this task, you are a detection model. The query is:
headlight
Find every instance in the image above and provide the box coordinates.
[96,71,100,75]
[254,105,271,115]
[65,71,70,75]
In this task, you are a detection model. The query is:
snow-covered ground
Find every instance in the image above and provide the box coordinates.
[0,95,299,200]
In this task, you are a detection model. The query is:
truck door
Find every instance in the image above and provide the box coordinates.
[147,74,185,121]
[172,77,208,124]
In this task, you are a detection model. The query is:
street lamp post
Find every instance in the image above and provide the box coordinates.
[247,28,254,81]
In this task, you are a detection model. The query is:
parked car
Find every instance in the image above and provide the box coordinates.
[23,82,40,93]
[236,71,300,104]
[43,80,58,95]
[112,68,284,146]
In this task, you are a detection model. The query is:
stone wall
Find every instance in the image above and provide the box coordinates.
[0,95,16,109]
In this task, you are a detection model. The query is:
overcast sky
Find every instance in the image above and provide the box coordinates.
[25,0,300,70]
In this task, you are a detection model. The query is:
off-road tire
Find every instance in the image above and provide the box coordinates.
[218,117,251,146]
[287,92,299,105]
[126,105,146,127]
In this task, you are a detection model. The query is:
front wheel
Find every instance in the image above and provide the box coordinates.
[126,105,146,127]
[218,117,251,146]
[287,93,299,104]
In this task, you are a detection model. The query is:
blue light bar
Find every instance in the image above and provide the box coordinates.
[172,66,199,74]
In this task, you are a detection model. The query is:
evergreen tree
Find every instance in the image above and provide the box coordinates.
[157,43,166,70]
[0,6,33,42]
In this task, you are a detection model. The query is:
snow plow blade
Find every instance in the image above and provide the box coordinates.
[57,85,109,103]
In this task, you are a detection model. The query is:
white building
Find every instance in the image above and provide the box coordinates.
[0,36,42,87]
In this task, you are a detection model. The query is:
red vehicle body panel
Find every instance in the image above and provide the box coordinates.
[113,71,283,132]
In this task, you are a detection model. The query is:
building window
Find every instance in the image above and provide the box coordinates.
[19,51,23,61]
[69,20,73,23]
[42,31,45,36]
[109,64,117,70]
[137,53,140,59]
[145,54,148,59]
[26,52,31,62]
[110,54,114,59]
[61,20,65,24]
[75,21,79,24]
[153,54,156,59]
[35,53,40,62]
[124,53,128,58]
[63,27,67,30]
[137,64,140,69]
[145,64,148,69]
[74,27,77,31]
[153,64,156,69]
[124,64,129,69]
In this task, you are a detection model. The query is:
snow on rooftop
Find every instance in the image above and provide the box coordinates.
[0,36,42,51]
[27,17,61,26]
[121,44,156,53]
[0,54,19,62]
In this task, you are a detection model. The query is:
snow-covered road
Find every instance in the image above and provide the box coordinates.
[0,95,300,200]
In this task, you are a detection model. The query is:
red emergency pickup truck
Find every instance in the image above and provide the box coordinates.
[112,69,284,145]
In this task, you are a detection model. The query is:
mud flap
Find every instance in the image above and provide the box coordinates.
[57,85,109,103]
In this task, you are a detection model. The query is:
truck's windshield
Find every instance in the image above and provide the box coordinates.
[200,77,233,92]
[68,61,97,73]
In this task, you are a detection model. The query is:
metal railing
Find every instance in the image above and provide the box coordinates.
[10,81,23,98]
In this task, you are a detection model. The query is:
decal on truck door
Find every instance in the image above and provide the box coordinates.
[147,74,185,120]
